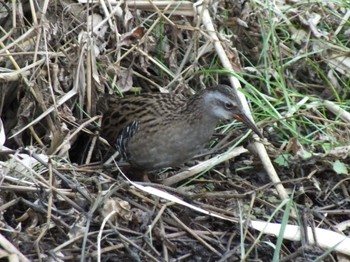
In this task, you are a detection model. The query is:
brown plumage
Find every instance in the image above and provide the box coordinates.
[99,85,262,171]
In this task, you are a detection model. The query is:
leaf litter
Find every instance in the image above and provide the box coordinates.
[0,0,350,261]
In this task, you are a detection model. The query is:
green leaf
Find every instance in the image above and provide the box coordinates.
[274,154,291,167]
[301,150,312,159]
[332,160,348,175]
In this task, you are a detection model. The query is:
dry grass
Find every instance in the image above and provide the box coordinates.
[1,0,350,261]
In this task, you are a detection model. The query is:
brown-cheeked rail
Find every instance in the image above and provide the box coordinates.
[99,84,263,178]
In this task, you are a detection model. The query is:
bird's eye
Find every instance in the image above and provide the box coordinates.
[225,101,234,109]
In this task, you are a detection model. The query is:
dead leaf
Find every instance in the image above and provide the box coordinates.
[118,26,145,48]
[101,198,132,226]
[116,68,134,92]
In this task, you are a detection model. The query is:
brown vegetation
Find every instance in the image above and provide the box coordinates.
[1,0,350,261]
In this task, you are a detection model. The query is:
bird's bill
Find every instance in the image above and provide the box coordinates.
[234,113,263,138]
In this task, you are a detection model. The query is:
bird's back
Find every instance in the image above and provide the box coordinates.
[99,92,187,148]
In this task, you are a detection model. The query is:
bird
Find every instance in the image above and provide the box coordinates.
[99,84,263,172]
